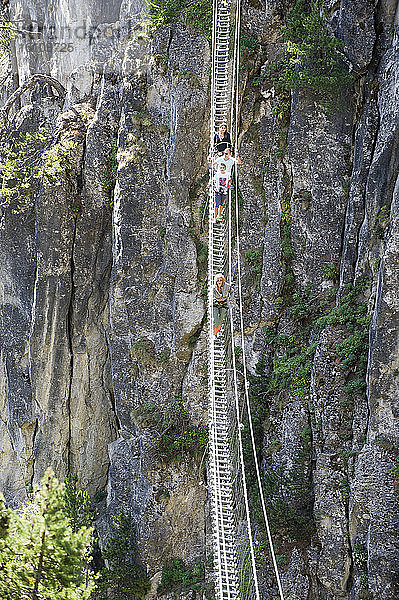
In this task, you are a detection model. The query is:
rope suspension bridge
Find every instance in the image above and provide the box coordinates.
[207,1,286,598]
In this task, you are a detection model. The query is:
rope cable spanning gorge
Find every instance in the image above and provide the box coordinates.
[207,1,285,598]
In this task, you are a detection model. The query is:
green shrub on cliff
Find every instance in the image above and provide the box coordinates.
[0,126,47,212]
[0,21,17,54]
[270,0,352,100]
[41,136,78,187]
[244,248,263,284]
[146,0,212,37]
[159,558,205,593]
[102,138,118,198]
[0,125,78,213]
[132,394,208,462]
[268,342,317,398]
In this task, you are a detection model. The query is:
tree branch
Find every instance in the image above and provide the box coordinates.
[1,74,66,117]
[0,24,43,36]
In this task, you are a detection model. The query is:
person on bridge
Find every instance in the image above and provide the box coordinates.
[214,124,232,154]
[213,273,230,339]
[214,147,242,180]
[213,162,229,223]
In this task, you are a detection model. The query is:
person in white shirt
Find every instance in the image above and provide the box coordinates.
[214,147,242,180]
[213,163,229,223]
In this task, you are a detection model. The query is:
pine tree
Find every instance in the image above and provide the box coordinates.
[0,469,97,600]
[0,495,10,538]
[98,512,151,600]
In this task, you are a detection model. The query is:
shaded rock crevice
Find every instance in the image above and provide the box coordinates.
[66,214,78,474]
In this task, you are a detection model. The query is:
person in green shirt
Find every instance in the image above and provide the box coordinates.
[213,273,230,338]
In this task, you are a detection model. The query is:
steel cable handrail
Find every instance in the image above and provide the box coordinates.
[229,0,286,595]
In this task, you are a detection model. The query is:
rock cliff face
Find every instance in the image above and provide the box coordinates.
[0,0,398,598]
